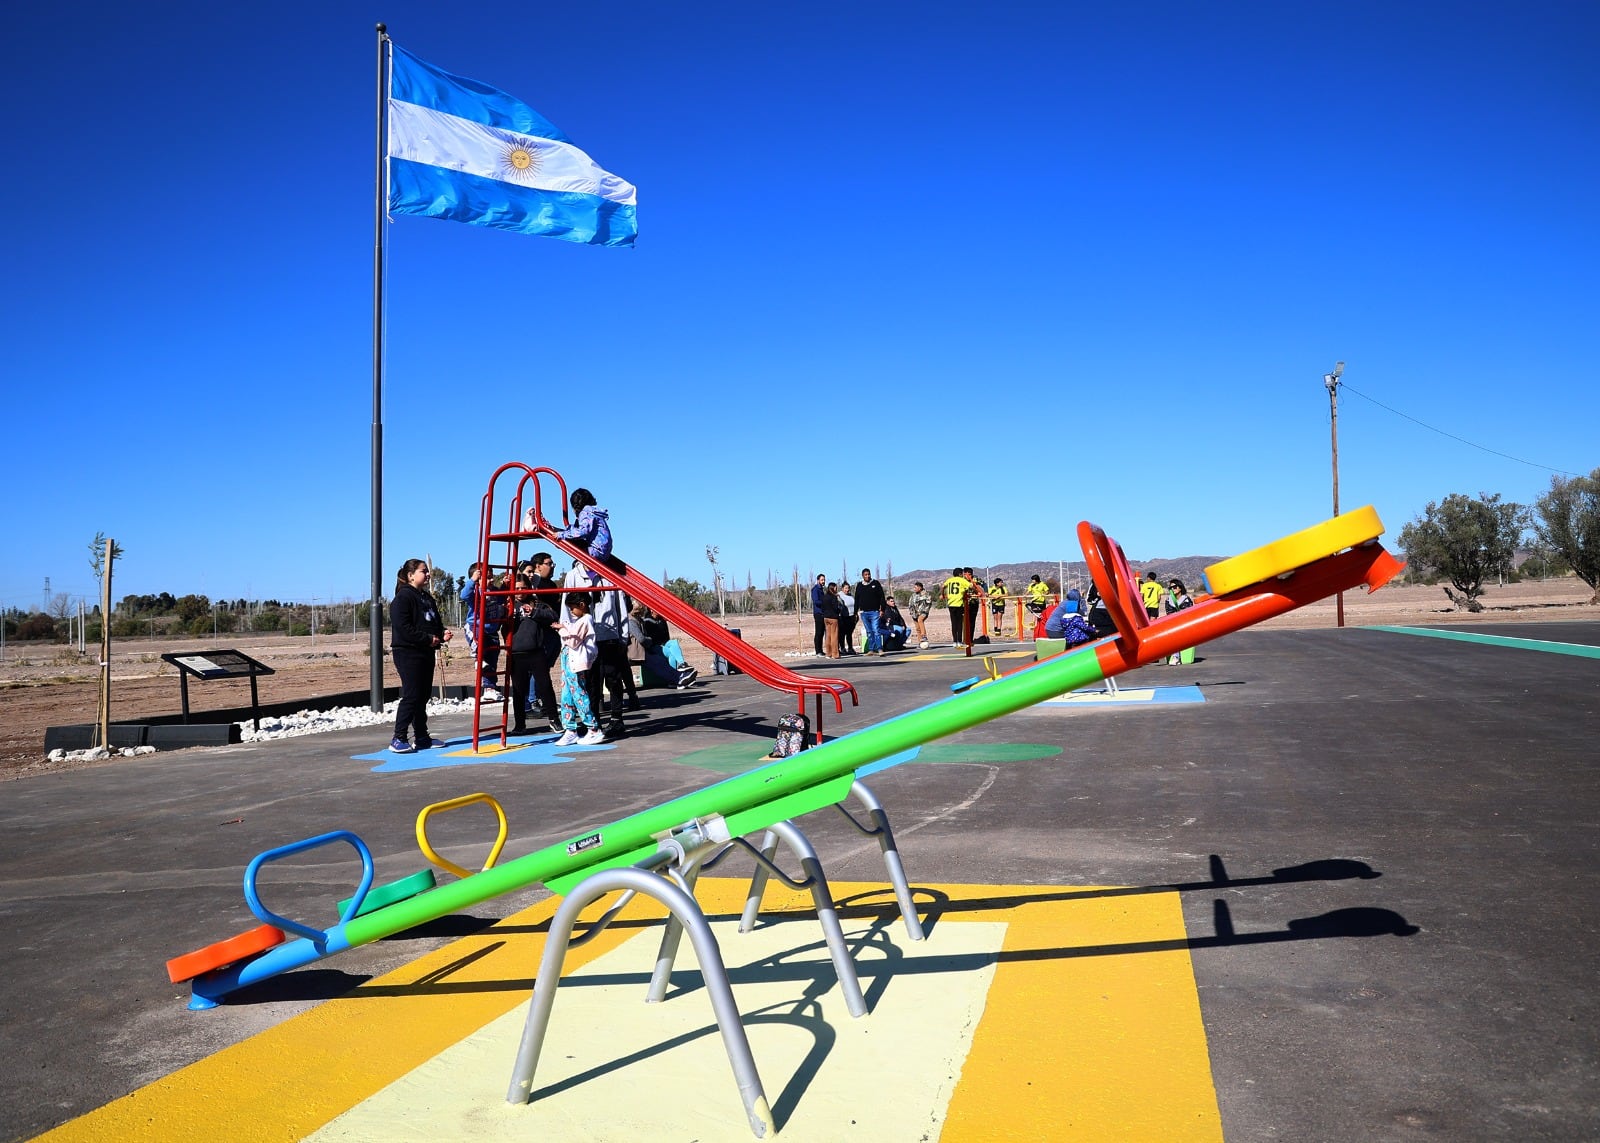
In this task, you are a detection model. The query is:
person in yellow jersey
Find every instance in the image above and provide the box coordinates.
[1025,574,1051,633]
[963,568,983,643]
[942,568,969,644]
[988,577,1007,637]
[1139,571,1165,619]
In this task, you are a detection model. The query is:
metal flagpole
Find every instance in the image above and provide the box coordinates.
[369,24,392,704]
[370,24,390,711]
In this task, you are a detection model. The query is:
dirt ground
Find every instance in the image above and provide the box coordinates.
[1,577,1590,780]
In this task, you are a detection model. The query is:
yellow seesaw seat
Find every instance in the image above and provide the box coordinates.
[1203,506,1384,596]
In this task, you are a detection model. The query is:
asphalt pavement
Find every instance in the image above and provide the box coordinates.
[1,623,1595,1141]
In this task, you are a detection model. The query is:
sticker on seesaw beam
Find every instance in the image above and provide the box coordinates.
[565,832,603,856]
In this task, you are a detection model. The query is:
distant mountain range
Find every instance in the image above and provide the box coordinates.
[889,555,1225,594]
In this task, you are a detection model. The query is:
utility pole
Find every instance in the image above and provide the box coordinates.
[1325,361,1346,628]
[96,540,114,749]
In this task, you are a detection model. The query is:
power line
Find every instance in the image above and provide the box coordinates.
[1339,381,1581,477]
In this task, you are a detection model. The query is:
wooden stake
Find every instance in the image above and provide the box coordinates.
[428,551,446,701]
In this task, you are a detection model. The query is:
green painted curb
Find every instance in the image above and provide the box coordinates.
[1365,625,1600,660]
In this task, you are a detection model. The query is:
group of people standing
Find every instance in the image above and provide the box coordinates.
[810,569,911,658]
[387,488,701,753]
[805,568,1067,656]
[934,566,1030,646]
[501,553,700,746]
[1139,572,1193,619]
[1041,572,1195,655]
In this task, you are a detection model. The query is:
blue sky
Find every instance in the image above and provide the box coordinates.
[4,1,1595,609]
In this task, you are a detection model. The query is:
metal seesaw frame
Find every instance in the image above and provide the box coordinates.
[506,786,922,1137]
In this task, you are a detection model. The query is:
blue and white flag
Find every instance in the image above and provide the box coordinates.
[387,45,636,247]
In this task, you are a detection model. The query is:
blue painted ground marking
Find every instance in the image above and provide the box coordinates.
[356,732,610,773]
[1041,684,1206,707]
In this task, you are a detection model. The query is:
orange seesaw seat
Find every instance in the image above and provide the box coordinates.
[165,923,285,984]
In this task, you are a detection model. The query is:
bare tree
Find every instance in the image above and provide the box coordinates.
[705,545,726,623]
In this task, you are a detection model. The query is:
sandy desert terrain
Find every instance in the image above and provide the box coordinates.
[2,577,1591,779]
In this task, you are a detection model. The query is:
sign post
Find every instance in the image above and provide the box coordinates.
[159,650,277,731]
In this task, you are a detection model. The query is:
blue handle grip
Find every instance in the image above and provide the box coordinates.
[243,830,374,943]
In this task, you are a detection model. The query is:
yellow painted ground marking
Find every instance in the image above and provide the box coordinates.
[941,889,1223,1142]
[34,893,615,1143]
[36,881,1219,1143]
[441,740,535,758]
[307,913,1004,1141]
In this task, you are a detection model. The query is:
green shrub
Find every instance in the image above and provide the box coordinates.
[318,618,341,635]
[14,613,58,641]
[174,594,211,624]
[253,610,282,632]
[287,622,311,637]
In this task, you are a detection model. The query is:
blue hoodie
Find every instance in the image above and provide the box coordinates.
[555,505,612,562]
[1044,590,1090,641]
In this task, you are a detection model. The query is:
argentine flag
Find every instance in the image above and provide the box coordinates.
[387,46,636,247]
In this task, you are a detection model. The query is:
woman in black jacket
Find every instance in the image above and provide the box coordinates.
[390,558,451,752]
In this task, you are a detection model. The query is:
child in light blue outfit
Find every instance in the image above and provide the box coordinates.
[556,595,604,745]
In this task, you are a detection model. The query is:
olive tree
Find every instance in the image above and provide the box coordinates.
[664,576,706,610]
[1398,493,1526,612]
[1533,467,1600,604]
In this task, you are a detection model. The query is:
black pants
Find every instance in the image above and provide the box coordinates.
[813,614,826,654]
[589,640,636,724]
[392,648,434,741]
[510,649,558,729]
[949,605,964,642]
[840,613,857,653]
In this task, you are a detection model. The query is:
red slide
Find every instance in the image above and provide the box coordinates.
[475,464,857,741]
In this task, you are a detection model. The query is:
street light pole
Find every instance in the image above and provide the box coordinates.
[1325,361,1345,628]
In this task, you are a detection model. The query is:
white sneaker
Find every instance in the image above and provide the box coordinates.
[482,688,503,702]
[555,730,580,746]
[579,728,607,745]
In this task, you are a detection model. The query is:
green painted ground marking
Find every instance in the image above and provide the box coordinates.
[671,740,777,774]
[674,740,1062,775]
[915,742,1062,763]
[1367,625,1600,661]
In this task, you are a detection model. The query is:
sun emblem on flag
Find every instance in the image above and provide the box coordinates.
[499,138,542,183]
